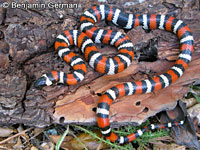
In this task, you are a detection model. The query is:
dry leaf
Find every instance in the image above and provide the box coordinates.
[188,104,200,125]
[70,131,108,150]
[31,146,39,150]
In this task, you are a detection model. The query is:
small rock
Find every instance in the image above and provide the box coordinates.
[0,127,14,137]
[40,142,54,150]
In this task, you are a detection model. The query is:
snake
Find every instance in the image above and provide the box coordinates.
[35,5,194,144]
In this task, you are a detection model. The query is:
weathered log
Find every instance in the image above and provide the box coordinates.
[0,0,199,129]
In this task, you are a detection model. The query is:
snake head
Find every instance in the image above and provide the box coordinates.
[34,76,47,89]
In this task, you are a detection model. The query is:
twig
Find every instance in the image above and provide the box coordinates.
[0,127,34,145]
[96,140,103,150]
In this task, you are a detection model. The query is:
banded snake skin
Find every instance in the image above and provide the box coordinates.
[35,5,194,144]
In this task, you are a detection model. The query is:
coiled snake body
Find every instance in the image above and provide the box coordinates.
[35,5,194,144]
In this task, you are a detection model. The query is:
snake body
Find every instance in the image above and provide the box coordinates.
[35,5,194,144]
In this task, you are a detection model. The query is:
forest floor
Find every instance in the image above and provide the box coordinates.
[0,0,200,149]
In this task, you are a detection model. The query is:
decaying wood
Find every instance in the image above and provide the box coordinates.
[0,0,199,129]
[53,52,200,126]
